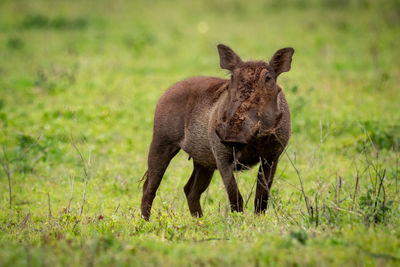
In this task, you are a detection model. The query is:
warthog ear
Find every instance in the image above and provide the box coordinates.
[269,47,295,76]
[217,44,242,71]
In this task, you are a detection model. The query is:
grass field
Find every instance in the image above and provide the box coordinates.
[1,0,400,266]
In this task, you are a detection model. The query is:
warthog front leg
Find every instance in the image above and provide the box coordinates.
[217,160,243,213]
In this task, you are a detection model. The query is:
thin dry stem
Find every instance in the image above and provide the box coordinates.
[314,193,319,227]
[67,175,74,213]
[244,178,256,209]
[114,203,121,215]
[47,192,52,220]
[259,157,299,226]
[1,145,12,220]
[202,187,209,210]
[395,146,399,195]
[374,169,386,216]
[70,135,91,217]
[283,150,311,215]
[351,163,360,211]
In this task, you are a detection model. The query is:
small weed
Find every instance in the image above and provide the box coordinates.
[7,37,24,50]
[21,14,88,30]
[290,230,308,245]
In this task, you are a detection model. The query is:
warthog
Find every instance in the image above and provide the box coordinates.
[141,44,294,220]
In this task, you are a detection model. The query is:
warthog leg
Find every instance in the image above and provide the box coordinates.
[184,162,214,217]
[217,160,244,213]
[141,141,180,220]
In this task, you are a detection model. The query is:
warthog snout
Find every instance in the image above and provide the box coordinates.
[215,119,261,148]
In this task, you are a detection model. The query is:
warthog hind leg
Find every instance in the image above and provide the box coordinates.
[141,140,180,220]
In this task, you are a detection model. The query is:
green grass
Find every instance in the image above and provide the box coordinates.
[1,0,400,266]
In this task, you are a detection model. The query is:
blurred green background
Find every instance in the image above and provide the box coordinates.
[1,0,400,266]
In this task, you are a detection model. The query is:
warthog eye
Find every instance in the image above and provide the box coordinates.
[264,75,272,83]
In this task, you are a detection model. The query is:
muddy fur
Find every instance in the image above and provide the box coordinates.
[141,44,294,220]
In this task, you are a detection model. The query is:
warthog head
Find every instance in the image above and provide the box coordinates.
[215,44,294,148]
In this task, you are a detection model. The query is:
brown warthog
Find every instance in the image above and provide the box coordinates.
[141,44,294,220]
